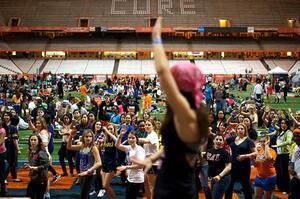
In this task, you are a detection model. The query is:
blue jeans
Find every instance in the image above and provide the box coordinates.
[212,175,231,199]
[199,164,209,189]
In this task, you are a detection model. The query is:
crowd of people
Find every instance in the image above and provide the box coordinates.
[0,18,299,199]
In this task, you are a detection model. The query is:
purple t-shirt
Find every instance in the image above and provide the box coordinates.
[0,128,6,153]
[79,147,96,175]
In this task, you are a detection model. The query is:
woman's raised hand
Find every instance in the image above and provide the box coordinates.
[152,17,162,40]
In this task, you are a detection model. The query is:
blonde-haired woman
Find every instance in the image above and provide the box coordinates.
[67,129,101,199]
[225,123,256,199]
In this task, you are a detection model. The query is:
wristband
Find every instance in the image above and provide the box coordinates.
[152,37,163,45]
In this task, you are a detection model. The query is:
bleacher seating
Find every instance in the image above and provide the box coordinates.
[0,66,16,74]
[0,58,295,75]
[244,60,268,74]
[12,59,35,73]
[43,60,63,74]
[0,0,299,27]
[118,60,142,74]
[28,60,44,74]
[85,60,114,74]
[55,60,88,74]
[265,59,296,72]
[195,60,226,74]
[141,60,156,74]
[0,59,22,73]
[289,61,300,74]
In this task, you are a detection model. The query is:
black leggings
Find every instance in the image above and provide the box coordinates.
[126,182,143,199]
[26,180,47,199]
[4,148,17,179]
[93,168,103,192]
[80,175,96,199]
[275,153,290,192]
[58,142,74,174]
[0,152,6,194]
[225,166,252,199]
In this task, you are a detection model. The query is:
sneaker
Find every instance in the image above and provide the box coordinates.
[13,179,23,182]
[89,190,97,196]
[97,189,106,197]
[51,174,61,183]
[44,192,50,199]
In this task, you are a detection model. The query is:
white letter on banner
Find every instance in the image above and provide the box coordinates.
[180,0,195,15]
[111,0,126,15]
[158,0,173,15]
[133,0,150,14]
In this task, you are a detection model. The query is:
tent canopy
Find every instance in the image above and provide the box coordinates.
[268,66,288,74]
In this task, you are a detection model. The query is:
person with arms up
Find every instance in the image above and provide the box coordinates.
[253,134,277,199]
[131,17,209,198]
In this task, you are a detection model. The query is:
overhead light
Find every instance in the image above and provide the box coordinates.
[219,19,230,27]
[288,19,296,28]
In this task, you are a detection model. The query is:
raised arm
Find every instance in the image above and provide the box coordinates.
[26,113,38,132]
[103,126,117,142]
[152,17,200,143]
[115,128,128,152]
[288,109,300,126]
[67,130,82,151]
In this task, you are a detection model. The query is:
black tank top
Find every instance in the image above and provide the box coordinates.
[154,118,200,199]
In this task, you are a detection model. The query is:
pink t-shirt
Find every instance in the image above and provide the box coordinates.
[0,128,6,153]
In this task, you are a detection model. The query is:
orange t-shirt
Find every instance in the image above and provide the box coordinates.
[12,95,22,104]
[143,94,152,110]
[80,85,87,96]
[254,148,277,178]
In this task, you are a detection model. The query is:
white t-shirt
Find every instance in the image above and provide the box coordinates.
[28,101,36,111]
[143,131,159,157]
[254,83,264,95]
[291,145,300,178]
[125,145,145,183]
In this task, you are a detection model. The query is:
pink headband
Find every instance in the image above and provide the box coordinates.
[171,62,205,108]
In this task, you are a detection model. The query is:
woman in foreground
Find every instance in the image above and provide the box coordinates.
[131,17,209,198]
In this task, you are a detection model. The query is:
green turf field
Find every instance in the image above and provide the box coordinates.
[229,84,300,111]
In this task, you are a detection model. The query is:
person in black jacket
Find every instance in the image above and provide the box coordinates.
[25,134,49,199]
